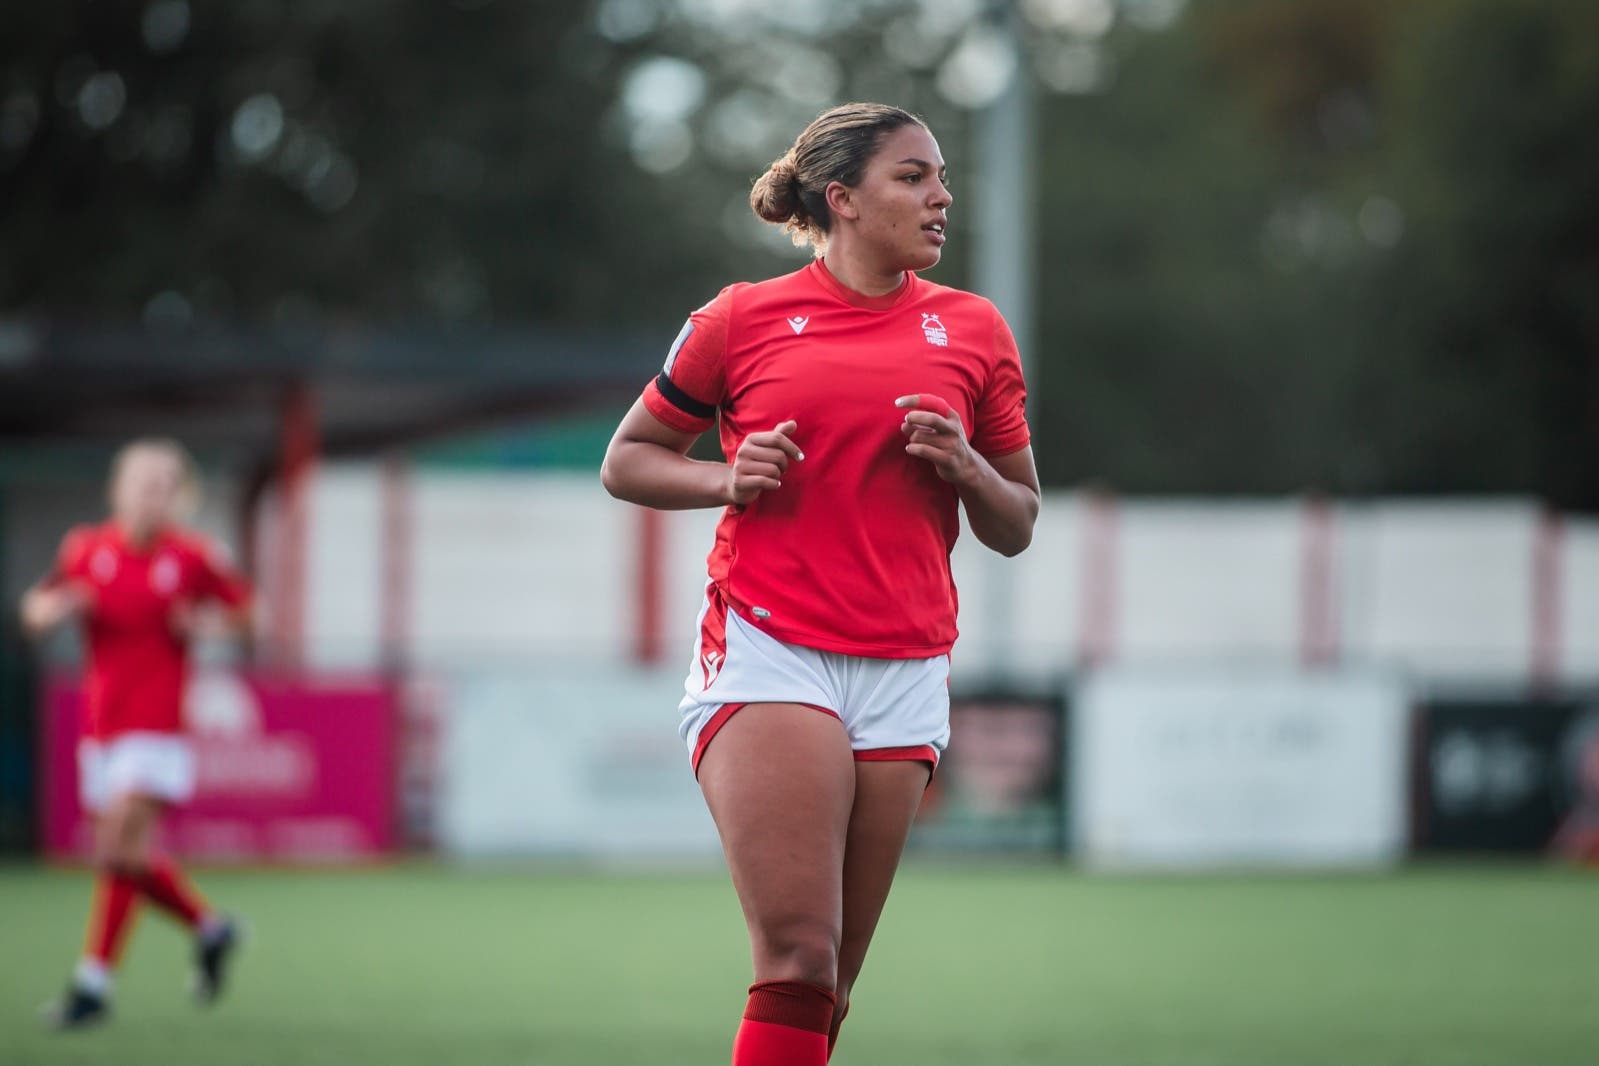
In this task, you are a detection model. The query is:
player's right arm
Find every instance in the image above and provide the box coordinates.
[19,528,93,639]
[601,289,800,510]
[171,534,255,643]
[602,402,800,509]
[602,398,734,509]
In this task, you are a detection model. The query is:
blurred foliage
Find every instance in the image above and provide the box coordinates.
[1033,0,1599,504]
[1,0,1595,505]
[0,0,737,325]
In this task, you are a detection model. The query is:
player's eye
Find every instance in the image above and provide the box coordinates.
[901,172,921,183]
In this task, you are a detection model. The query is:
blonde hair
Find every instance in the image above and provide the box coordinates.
[750,102,926,251]
[109,437,202,520]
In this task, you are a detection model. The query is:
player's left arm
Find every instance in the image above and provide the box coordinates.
[173,538,255,641]
[961,445,1040,557]
[898,308,1039,557]
[899,399,1039,557]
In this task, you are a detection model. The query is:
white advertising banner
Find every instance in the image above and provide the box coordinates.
[1072,670,1408,870]
[437,670,721,859]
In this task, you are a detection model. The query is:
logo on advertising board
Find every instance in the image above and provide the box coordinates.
[1430,729,1543,815]
[185,671,316,799]
[1417,698,1599,855]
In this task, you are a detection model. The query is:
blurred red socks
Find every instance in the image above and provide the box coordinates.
[138,855,209,927]
[85,872,139,971]
[732,980,836,1065]
[80,857,211,992]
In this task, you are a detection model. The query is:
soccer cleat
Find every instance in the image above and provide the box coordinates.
[192,915,242,1006]
[40,985,110,1031]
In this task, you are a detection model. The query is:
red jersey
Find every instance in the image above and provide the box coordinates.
[642,259,1030,658]
[44,522,252,739]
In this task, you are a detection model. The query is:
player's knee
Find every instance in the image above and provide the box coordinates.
[97,849,146,878]
[96,820,150,876]
[753,914,840,988]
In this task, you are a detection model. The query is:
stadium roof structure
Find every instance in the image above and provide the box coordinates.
[0,316,668,666]
[0,316,661,475]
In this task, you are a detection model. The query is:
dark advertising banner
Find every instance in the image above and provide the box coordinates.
[1414,696,1599,859]
[910,690,1066,854]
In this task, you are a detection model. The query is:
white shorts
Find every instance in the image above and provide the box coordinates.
[78,732,197,813]
[678,583,951,775]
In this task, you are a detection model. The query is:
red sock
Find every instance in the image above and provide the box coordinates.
[827,1000,850,1060]
[732,980,835,1065]
[138,856,209,929]
[85,872,141,966]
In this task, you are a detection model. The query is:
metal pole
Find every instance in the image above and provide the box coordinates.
[974,7,1036,380]
[275,381,318,672]
[973,3,1034,681]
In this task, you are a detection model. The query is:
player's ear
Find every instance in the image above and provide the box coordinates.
[825,181,859,223]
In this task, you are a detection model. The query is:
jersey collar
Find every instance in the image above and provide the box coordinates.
[108,520,172,556]
[807,258,917,311]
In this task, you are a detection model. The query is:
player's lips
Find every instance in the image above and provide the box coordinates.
[922,217,947,245]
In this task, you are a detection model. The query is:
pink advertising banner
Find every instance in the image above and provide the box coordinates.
[41,670,397,862]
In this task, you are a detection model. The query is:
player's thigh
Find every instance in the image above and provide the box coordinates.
[836,759,932,995]
[699,702,856,954]
[101,791,164,867]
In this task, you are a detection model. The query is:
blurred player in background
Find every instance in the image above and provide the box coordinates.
[603,103,1038,1064]
[20,439,252,1030]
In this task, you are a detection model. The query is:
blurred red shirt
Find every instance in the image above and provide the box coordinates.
[45,522,252,739]
[642,259,1030,658]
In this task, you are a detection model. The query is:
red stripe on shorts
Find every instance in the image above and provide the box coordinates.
[854,744,940,767]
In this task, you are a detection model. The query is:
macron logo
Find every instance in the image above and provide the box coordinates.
[787,316,809,335]
[702,651,724,688]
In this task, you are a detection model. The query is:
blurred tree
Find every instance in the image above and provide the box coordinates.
[1367,0,1599,507]
[1032,0,1599,507]
[1198,0,1387,161]
[1029,3,1381,494]
[0,0,736,326]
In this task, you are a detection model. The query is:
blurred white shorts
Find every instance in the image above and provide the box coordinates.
[78,732,196,813]
[678,582,950,776]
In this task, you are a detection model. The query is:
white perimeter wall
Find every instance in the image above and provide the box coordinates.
[275,463,1599,687]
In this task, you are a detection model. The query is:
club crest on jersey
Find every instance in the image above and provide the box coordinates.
[151,553,181,595]
[91,547,118,583]
[786,316,809,335]
[920,313,948,347]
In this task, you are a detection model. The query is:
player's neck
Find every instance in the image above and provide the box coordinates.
[114,518,163,551]
[819,247,906,299]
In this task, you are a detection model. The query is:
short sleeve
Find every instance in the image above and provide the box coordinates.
[189,536,253,609]
[970,308,1031,459]
[41,526,94,588]
[641,287,732,435]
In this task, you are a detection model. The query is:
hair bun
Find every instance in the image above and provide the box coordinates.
[750,154,802,225]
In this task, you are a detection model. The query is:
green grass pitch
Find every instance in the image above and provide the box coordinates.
[1,862,1594,1064]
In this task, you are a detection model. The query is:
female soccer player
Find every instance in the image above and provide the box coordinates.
[22,439,252,1029]
[602,103,1038,1064]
